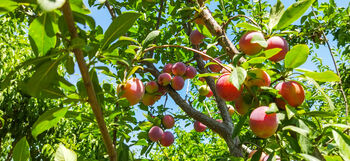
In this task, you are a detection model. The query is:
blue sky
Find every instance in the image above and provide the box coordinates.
[74,0,348,157]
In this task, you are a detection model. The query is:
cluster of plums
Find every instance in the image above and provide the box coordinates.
[148,115,175,147]
[117,62,197,106]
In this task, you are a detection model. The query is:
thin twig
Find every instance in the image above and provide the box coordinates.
[61,1,117,160]
[143,45,231,72]
[311,7,349,119]
[222,14,260,31]
[105,0,116,19]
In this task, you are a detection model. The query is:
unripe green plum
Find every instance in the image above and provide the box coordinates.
[142,93,156,106]
[249,106,278,138]
[198,85,210,96]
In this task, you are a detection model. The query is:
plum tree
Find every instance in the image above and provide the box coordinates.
[158,73,172,86]
[275,81,305,109]
[249,106,278,138]
[266,36,289,62]
[239,31,265,56]
[145,81,159,93]
[245,68,271,87]
[148,126,164,142]
[193,121,207,132]
[171,76,185,90]
[190,30,205,45]
[216,73,242,101]
[160,131,174,147]
[117,78,145,106]
[162,115,175,129]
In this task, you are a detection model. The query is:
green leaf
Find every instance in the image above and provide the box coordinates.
[54,143,77,161]
[285,105,297,119]
[232,114,248,139]
[13,137,30,161]
[276,0,315,29]
[235,22,261,31]
[324,155,344,161]
[196,73,221,78]
[264,48,282,58]
[324,124,350,129]
[296,69,340,82]
[90,68,104,106]
[306,77,335,111]
[285,44,309,68]
[29,13,58,56]
[32,107,68,138]
[304,111,335,117]
[139,121,153,131]
[250,33,268,48]
[70,0,90,14]
[0,0,18,15]
[101,12,141,49]
[300,154,321,161]
[65,55,75,75]
[126,66,144,79]
[283,125,309,136]
[332,129,350,161]
[229,67,247,90]
[65,111,95,123]
[119,36,139,44]
[268,0,285,31]
[73,12,95,29]
[142,30,160,48]
[117,143,133,161]
[135,139,148,146]
[266,103,279,114]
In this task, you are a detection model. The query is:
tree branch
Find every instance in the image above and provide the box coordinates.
[105,0,116,19]
[61,1,117,160]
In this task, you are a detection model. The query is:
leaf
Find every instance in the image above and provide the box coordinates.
[276,0,315,29]
[13,137,30,161]
[196,73,221,78]
[0,0,18,15]
[304,111,335,117]
[73,12,95,29]
[101,12,141,49]
[266,103,279,114]
[54,143,77,161]
[29,13,57,56]
[285,105,296,119]
[90,68,104,106]
[65,111,95,123]
[65,55,75,75]
[264,48,282,59]
[285,44,309,68]
[235,22,261,31]
[324,124,350,129]
[232,114,248,138]
[268,0,285,31]
[126,66,144,79]
[117,142,133,161]
[142,30,160,48]
[135,139,148,146]
[300,154,321,161]
[324,155,344,161]
[229,67,247,90]
[332,129,350,161]
[70,0,90,14]
[119,36,139,44]
[306,77,335,111]
[283,125,309,136]
[250,33,268,48]
[32,107,68,138]
[296,68,340,82]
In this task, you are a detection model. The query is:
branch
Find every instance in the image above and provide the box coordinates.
[61,1,117,160]
[143,45,231,72]
[105,0,116,19]
[311,7,349,119]
[222,14,260,31]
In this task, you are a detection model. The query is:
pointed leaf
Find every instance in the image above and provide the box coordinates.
[264,48,282,58]
[332,129,350,161]
[101,12,141,49]
[283,125,309,136]
[127,66,144,79]
[276,0,315,29]
[235,22,261,31]
[268,0,285,30]
[229,67,247,90]
[142,30,160,48]
[300,154,321,161]
[296,68,340,82]
[32,107,68,138]
[285,44,309,68]
[0,0,18,15]
[29,13,57,56]
[13,137,30,161]
[70,0,90,14]
[250,34,268,48]
[266,103,279,114]
[54,143,77,161]
[306,77,335,111]
[285,105,296,119]
[232,114,248,138]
